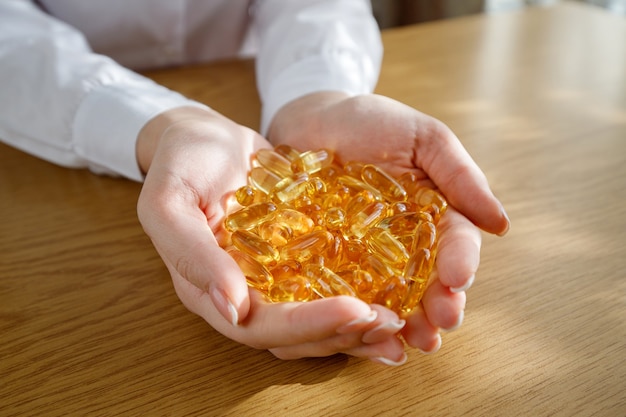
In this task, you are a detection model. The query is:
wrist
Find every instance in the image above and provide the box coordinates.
[136,106,219,174]
[267,91,350,147]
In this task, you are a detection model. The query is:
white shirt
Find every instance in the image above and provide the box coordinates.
[0,0,382,181]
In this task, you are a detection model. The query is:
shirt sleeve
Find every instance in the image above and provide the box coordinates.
[0,0,206,181]
[251,0,383,135]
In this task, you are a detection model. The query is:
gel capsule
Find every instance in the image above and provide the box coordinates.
[275,208,315,236]
[347,201,387,239]
[226,247,273,291]
[224,202,277,232]
[304,264,357,298]
[274,144,301,162]
[291,149,334,174]
[258,221,292,247]
[269,275,313,302]
[361,164,407,202]
[231,229,279,264]
[271,172,310,203]
[249,166,282,194]
[279,229,334,263]
[372,276,407,312]
[235,185,264,206]
[255,148,293,178]
[364,227,410,268]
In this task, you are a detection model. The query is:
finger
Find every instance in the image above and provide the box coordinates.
[361,304,405,344]
[421,280,466,331]
[223,295,378,350]
[138,180,251,326]
[401,304,442,354]
[435,207,482,291]
[416,120,510,236]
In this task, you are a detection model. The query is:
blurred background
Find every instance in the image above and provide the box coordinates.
[371,0,625,28]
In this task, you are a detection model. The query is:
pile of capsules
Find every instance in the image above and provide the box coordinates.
[222,145,447,315]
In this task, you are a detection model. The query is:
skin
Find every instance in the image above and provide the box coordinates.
[136,92,510,365]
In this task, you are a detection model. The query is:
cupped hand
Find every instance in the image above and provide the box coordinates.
[268,92,510,353]
[136,107,408,365]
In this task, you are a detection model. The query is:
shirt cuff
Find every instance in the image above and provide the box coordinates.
[73,76,207,182]
[259,52,380,136]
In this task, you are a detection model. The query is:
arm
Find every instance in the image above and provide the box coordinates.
[0,0,204,181]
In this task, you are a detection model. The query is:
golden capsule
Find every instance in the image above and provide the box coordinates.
[304,264,357,298]
[224,201,277,232]
[275,208,315,236]
[403,247,432,283]
[306,177,327,197]
[389,200,418,215]
[360,252,398,283]
[279,229,334,263]
[255,148,293,178]
[258,221,292,247]
[324,207,346,230]
[373,276,407,312]
[235,185,264,206]
[291,149,334,174]
[414,188,448,223]
[231,229,279,264]
[377,211,433,242]
[361,164,407,202]
[338,267,374,301]
[347,201,387,239]
[296,203,325,227]
[343,161,366,178]
[345,190,376,218]
[270,261,302,281]
[317,163,345,183]
[225,247,273,291]
[412,221,437,251]
[271,172,310,203]
[269,275,313,302]
[274,144,301,161]
[336,175,384,201]
[401,280,429,314]
[249,166,282,194]
[364,227,410,268]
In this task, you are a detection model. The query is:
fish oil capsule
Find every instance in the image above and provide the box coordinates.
[337,175,384,201]
[279,229,334,263]
[269,275,313,302]
[235,185,264,206]
[317,163,345,183]
[403,247,432,283]
[304,264,357,298]
[377,211,432,240]
[401,280,429,314]
[258,221,292,247]
[345,190,376,218]
[338,267,374,301]
[364,227,410,268]
[343,161,366,178]
[412,221,437,251]
[255,148,293,178]
[249,166,282,194]
[360,252,398,283]
[389,200,418,215]
[347,201,387,239]
[373,276,407,312]
[414,188,448,221]
[296,203,325,227]
[271,172,310,203]
[231,229,279,264]
[361,164,408,202]
[317,193,344,210]
[275,208,315,236]
[224,201,277,232]
[306,177,327,197]
[274,144,301,161]
[324,207,346,230]
[270,261,302,281]
[291,149,334,174]
[226,247,273,291]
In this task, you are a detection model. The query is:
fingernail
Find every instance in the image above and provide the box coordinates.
[336,310,378,334]
[497,206,511,237]
[441,310,464,332]
[362,319,406,344]
[450,275,475,293]
[372,352,408,367]
[210,287,239,327]
[418,333,442,355]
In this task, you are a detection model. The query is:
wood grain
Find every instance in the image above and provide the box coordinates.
[1,3,624,416]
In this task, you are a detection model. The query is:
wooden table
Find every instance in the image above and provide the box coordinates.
[1,2,625,415]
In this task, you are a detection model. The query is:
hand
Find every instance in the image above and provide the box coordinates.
[268,92,510,353]
[136,107,412,365]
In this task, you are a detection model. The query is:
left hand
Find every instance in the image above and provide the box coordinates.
[267,92,510,353]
